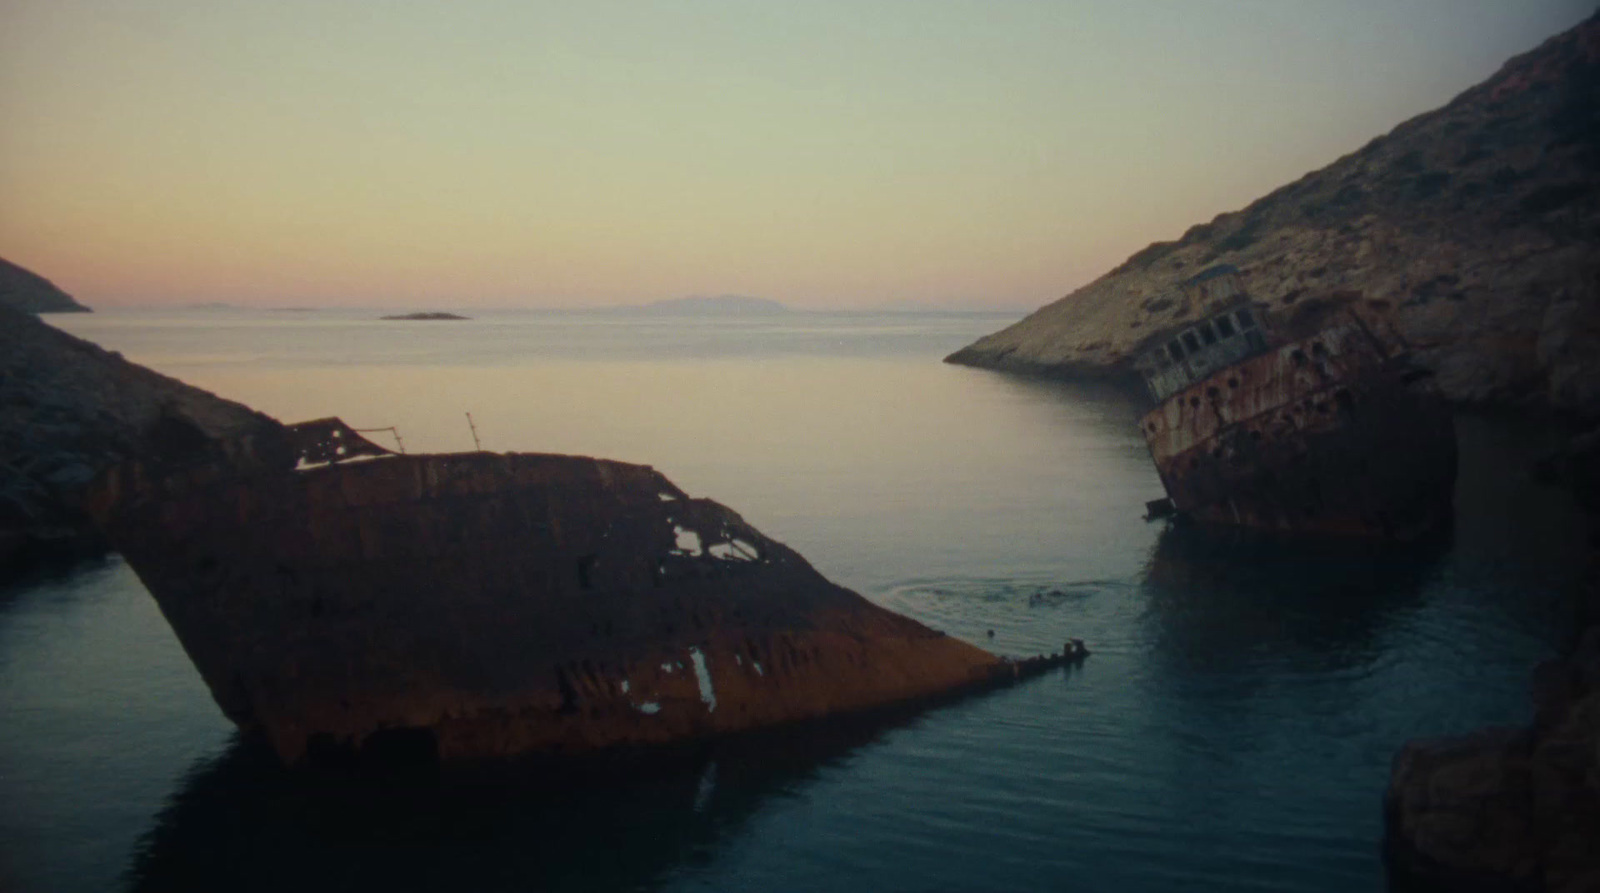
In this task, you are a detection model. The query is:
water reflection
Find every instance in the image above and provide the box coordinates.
[126,709,940,893]
[0,552,118,611]
[1140,524,1449,675]
[982,373,1153,436]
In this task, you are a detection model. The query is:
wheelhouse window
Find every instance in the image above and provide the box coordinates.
[1214,315,1236,337]
[1199,322,1218,346]
[1181,331,1201,353]
[1167,340,1185,361]
[1236,308,1256,329]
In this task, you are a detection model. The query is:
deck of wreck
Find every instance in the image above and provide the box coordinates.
[89,423,1087,767]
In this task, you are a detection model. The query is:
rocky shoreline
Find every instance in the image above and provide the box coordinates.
[947,12,1600,416]
[1383,433,1600,892]
[0,256,91,314]
[0,303,280,576]
[1385,629,1600,892]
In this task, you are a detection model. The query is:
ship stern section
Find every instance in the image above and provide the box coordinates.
[1141,325,1456,539]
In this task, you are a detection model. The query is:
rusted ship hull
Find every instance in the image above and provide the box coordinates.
[89,440,1057,767]
[1141,323,1456,538]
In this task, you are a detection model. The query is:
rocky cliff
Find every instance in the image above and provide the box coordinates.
[1386,632,1600,892]
[0,305,280,572]
[949,11,1600,415]
[1385,438,1600,891]
[0,256,91,313]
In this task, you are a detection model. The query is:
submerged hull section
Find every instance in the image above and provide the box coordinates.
[1140,322,1456,538]
[91,449,1020,766]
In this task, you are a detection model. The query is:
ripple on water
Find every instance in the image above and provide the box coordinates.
[874,576,1139,659]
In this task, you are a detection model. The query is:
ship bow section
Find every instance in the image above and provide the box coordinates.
[91,448,1004,765]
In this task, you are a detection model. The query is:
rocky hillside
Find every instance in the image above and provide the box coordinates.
[949,11,1600,415]
[0,305,280,572]
[0,256,90,313]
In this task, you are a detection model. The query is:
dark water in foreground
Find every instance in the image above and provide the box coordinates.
[2,309,1591,892]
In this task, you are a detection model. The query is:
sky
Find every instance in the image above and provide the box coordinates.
[1,1,1594,310]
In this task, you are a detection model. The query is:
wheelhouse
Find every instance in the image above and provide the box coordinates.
[1134,268,1270,402]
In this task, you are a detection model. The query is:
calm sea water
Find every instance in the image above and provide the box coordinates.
[3,307,1590,892]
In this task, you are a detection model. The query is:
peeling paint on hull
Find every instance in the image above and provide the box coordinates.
[1140,322,1456,539]
[89,444,1079,767]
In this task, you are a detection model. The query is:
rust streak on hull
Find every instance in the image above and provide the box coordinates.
[1140,322,1455,538]
[1131,266,1457,539]
[90,446,1071,767]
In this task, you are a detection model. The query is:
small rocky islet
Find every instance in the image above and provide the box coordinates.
[379,311,471,321]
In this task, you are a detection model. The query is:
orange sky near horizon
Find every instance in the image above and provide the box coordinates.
[2,1,1593,310]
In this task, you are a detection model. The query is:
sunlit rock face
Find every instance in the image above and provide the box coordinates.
[0,305,279,571]
[949,11,1600,416]
[90,449,1024,767]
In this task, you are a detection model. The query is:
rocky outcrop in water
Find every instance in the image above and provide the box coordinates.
[949,12,1600,416]
[0,256,91,314]
[0,305,281,572]
[1385,431,1600,891]
[1386,625,1600,892]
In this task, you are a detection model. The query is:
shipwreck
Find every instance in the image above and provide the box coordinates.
[88,418,1079,768]
[1132,266,1457,538]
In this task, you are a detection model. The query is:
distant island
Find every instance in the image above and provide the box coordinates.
[0,256,90,314]
[636,295,788,316]
[380,311,470,321]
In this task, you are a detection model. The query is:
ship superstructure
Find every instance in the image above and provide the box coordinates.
[1132,266,1455,538]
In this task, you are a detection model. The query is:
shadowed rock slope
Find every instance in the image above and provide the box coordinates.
[0,256,90,313]
[0,305,281,571]
[949,11,1600,415]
